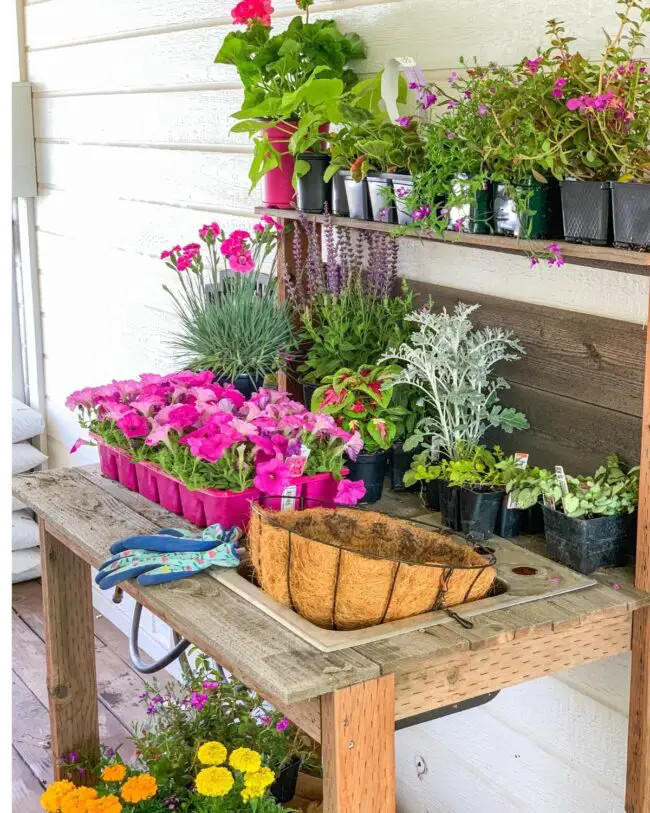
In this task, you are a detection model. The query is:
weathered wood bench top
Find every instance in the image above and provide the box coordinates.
[13,466,649,722]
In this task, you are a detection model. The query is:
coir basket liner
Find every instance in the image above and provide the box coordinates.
[248,506,496,631]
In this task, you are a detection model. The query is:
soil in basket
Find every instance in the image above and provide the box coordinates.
[249,507,495,630]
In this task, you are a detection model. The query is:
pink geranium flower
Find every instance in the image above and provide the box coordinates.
[254,458,292,495]
[116,412,150,438]
[335,479,366,506]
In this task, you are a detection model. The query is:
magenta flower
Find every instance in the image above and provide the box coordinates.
[260,714,273,726]
[524,57,543,74]
[70,437,91,455]
[229,250,255,274]
[396,115,413,128]
[446,131,455,139]
[566,96,585,111]
[463,90,472,100]
[131,395,166,417]
[335,479,366,506]
[447,100,459,110]
[261,214,284,231]
[116,412,150,438]
[160,404,200,430]
[554,77,566,88]
[420,91,437,110]
[477,104,488,116]
[275,717,291,732]
[254,458,292,495]
[447,71,458,82]
[145,423,174,448]
[395,186,408,199]
[529,257,539,268]
[190,692,209,711]
[202,681,221,690]
[552,88,563,99]
[101,401,135,422]
[199,222,220,241]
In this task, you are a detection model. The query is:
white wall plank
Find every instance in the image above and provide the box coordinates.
[27,0,625,95]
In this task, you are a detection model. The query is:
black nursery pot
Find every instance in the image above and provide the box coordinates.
[560,180,612,245]
[392,173,414,226]
[302,381,319,410]
[343,173,371,220]
[423,478,441,510]
[439,483,461,531]
[493,179,560,239]
[389,442,419,491]
[218,373,264,399]
[345,450,390,504]
[611,182,650,249]
[495,497,524,539]
[296,153,331,214]
[331,169,349,217]
[460,488,504,541]
[367,173,397,224]
[542,506,637,574]
[270,758,301,804]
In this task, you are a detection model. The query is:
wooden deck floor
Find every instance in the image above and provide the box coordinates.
[12,580,155,812]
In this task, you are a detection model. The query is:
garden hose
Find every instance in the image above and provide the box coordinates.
[129,601,191,675]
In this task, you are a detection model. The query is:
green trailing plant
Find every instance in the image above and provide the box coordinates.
[312,365,406,453]
[215,9,366,189]
[381,303,529,460]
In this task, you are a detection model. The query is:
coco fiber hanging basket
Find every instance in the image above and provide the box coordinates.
[248,505,496,631]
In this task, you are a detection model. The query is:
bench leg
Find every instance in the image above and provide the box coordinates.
[321,674,395,813]
[40,521,99,781]
[627,606,650,812]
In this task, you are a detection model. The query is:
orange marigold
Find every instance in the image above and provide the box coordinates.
[60,786,98,813]
[119,774,157,804]
[101,765,127,783]
[40,779,76,812]
[86,795,122,813]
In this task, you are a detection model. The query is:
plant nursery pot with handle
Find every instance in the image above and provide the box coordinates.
[343,173,371,220]
[439,483,461,531]
[367,173,397,224]
[331,169,349,216]
[296,153,331,214]
[261,478,307,513]
[249,504,496,630]
[611,181,650,248]
[115,448,138,492]
[541,505,637,574]
[135,461,160,504]
[345,450,390,504]
[560,180,612,245]
[459,488,504,541]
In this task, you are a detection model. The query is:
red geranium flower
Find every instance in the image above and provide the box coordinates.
[231,0,273,27]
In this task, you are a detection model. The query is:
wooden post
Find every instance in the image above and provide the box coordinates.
[39,521,99,781]
[626,291,650,813]
[321,675,396,813]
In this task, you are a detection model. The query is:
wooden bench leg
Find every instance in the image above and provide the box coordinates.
[321,675,395,813]
[40,521,99,780]
[627,606,650,812]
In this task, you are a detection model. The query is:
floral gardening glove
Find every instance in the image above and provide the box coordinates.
[96,525,240,589]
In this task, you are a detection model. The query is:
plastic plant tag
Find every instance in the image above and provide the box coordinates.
[281,485,298,511]
[543,493,557,510]
[555,465,570,495]
[381,57,426,124]
[286,445,310,477]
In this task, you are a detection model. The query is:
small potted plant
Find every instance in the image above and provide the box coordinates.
[500,463,555,537]
[537,455,640,574]
[312,365,405,503]
[160,218,294,395]
[215,0,365,208]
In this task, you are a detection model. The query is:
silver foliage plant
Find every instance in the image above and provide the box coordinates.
[381,302,529,459]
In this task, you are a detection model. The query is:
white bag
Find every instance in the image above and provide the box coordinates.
[12,399,45,443]
[12,441,47,475]
[12,511,39,552]
[12,548,41,583]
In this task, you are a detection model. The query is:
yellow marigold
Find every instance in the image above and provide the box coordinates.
[241,786,264,802]
[40,779,76,812]
[86,796,122,813]
[195,766,235,798]
[197,741,227,766]
[244,767,275,792]
[229,747,261,774]
[101,764,127,783]
[60,786,98,813]
[119,774,157,804]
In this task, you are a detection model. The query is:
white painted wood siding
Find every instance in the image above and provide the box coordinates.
[24,1,646,809]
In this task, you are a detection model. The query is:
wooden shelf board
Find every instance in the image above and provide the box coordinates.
[255,206,650,274]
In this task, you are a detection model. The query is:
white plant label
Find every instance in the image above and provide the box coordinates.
[281,485,298,512]
[506,452,529,509]
[555,465,570,495]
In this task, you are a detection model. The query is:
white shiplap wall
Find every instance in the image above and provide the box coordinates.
[24,1,647,810]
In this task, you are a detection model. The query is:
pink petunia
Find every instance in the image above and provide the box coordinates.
[158,404,200,430]
[335,479,366,506]
[116,412,150,438]
[131,395,166,417]
[101,401,135,422]
[343,431,363,461]
[254,458,292,495]
[70,437,91,454]
[145,423,174,448]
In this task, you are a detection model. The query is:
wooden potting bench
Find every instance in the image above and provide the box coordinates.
[14,215,650,812]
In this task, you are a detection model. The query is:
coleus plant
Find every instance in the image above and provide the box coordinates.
[312,365,406,454]
[66,371,363,499]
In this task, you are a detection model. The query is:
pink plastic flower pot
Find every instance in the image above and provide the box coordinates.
[154,470,183,515]
[115,448,138,491]
[262,477,307,512]
[179,485,207,528]
[202,487,260,531]
[303,473,340,507]
[135,461,160,504]
[261,121,330,209]
[97,442,119,482]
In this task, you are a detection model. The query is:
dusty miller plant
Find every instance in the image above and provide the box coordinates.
[381,303,529,459]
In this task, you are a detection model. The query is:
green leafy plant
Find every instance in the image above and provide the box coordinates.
[503,465,558,509]
[312,365,406,452]
[381,303,529,460]
[215,12,366,189]
[404,444,508,489]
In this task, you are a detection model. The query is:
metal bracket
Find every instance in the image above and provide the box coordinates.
[395,691,499,731]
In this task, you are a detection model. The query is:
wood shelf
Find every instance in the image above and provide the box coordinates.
[255,207,650,275]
